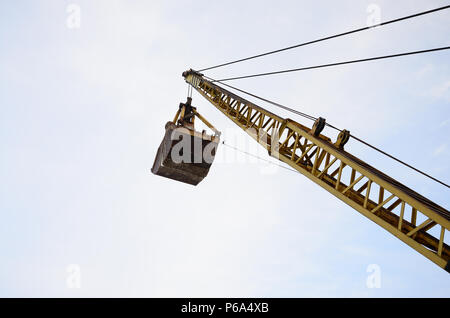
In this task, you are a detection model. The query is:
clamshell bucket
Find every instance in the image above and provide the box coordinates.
[151,98,220,186]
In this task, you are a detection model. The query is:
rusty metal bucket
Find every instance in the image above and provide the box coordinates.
[152,121,220,186]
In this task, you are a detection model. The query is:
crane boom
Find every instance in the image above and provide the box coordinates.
[183,69,450,272]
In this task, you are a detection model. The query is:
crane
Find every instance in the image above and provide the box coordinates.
[152,69,450,273]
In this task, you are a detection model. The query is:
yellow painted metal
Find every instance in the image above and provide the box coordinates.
[191,109,221,136]
[184,71,450,272]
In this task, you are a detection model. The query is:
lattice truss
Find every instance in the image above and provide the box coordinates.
[185,72,450,271]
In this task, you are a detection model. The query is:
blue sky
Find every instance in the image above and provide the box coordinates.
[0,0,449,297]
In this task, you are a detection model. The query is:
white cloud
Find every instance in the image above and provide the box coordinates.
[439,119,449,128]
[428,80,450,101]
[415,64,434,79]
[433,143,447,157]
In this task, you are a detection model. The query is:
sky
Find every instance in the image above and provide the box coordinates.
[0,0,449,297]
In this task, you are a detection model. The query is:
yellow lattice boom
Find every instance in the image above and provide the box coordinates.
[184,70,450,272]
